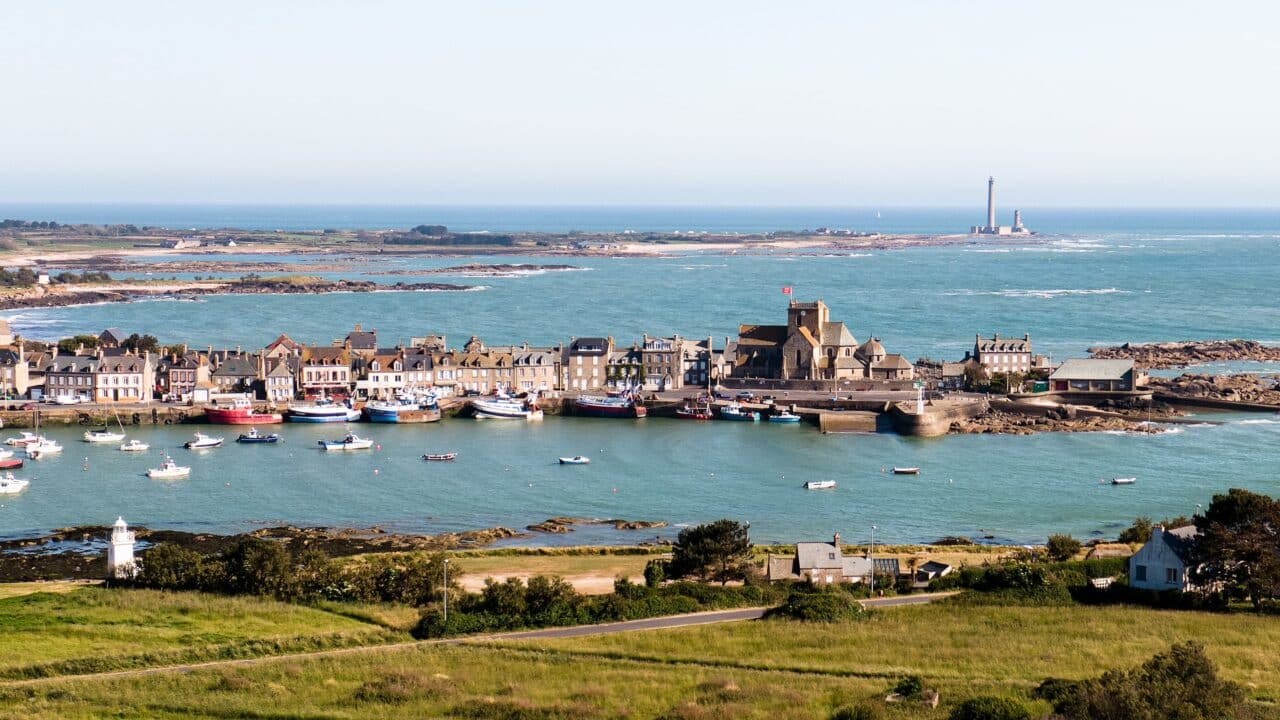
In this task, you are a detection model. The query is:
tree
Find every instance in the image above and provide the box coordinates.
[57,334,100,354]
[122,333,160,354]
[667,519,753,585]
[1045,534,1082,562]
[988,371,1025,395]
[1190,488,1280,610]
[1118,517,1154,544]
[643,558,666,588]
[1044,642,1243,720]
[962,364,989,392]
[220,538,295,599]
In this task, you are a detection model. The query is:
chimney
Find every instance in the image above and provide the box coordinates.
[235,345,241,355]
[353,323,362,332]
[833,532,841,550]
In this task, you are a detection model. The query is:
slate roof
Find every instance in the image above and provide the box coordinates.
[976,334,1031,353]
[875,354,913,370]
[821,322,856,347]
[345,328,377,350]
[796,541,843,570]
[736,325,787,348]
[568,337,610,355]
[1161,525,1199,563]
[212,355,257,378]
[1050,359,1134,381]
[100,328,126,345]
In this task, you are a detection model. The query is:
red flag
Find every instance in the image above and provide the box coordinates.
[782,286,792,295]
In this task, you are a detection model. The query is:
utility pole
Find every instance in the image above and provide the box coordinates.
[869,524,877,594]
[442,557,450,625]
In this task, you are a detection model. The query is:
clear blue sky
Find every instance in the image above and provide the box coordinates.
[2,1,1275,206]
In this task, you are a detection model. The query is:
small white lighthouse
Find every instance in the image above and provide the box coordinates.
[106,516,137,580]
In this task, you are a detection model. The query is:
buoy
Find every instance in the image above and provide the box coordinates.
[375,444,381,451]
[373,469,379,475]
[613,488,618,493]
[224,482,230,487]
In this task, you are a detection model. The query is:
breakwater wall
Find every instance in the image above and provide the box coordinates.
[1153,392,1280,413]
[888,399,989,437]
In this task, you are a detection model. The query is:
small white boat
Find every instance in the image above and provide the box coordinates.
[892,467,920,475]
[804,480,837,490]
[318,433,374,451]
[423,452,457,461]
[25,438,63,459]
[120,439,150,452]
[4,432,38,447]
[84,429,127,443]
[1111,477,1137,485]
[767,411,802,424]
[558,456,591,465]
[472,398,544,421]
[0,449,12,461]
[0,472,29,495]
[184,432,224,449]
[147,456,191,480]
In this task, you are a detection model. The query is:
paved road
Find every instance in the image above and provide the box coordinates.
[1,593,955,687]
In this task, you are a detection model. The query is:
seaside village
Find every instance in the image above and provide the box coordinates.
[0,298,1143,415]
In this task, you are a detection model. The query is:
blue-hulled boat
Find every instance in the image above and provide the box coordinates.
[363,395,441,423]
[719,402,760,422]
[767,411,801,423]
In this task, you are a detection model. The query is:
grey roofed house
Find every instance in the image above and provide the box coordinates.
[568,337,610,355]
[401,351,433,371]
[343,324,378,351]
[915,560,954,581]
[766,534,877,585]
[99,328,127,347]
[211,354,257,379]
[975,333,1031,355]
[1050,358,1134,381]
[1129,525,1199,592]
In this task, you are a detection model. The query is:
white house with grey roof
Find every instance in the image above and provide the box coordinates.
[1049,358,1139,394]
[968,332,1032,375]
[766,533,875,586]
[1129,525,1198,592]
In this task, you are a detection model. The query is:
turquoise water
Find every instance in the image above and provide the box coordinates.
[2,214,1279,545]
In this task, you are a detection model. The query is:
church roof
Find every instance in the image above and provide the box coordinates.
[821,322,856,347]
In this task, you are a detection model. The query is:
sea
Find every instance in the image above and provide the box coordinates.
[0,204,1278,547]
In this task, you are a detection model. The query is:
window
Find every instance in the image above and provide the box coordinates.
[1135,564,1147,582]
[1166,567,1179,584]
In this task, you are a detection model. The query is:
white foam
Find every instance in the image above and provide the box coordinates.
[941,288,1128,299]
[1237,418,1280,425]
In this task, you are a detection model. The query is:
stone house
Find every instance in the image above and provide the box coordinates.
[400,350,436,396]
[766,533,874,586]
[98,327,127,349]
[299,345,353,400]
[358,349,407,400]
[607,345,644,391]
[155,351,210,400]
[263,356,296,402]
[209,351,259,394]
[967,333,1033,375]
[337,324,378,359]
[510,346,557,394]
[1129,526,1198,592]
[1049,359,1138,393]
[563,337,612,392]
[0,347,29,399]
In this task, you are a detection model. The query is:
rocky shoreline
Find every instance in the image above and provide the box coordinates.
[526,517,669,534]
[0,278,477,310]
[949,409,1162,435]
[369,263,580,277]
[1089,339,1280,369]
[1149,373,1280,406]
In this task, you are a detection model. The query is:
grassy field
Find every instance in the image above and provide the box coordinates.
[4,586,1280,717]
[0,589,404,680]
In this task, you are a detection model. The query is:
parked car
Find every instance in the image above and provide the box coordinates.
[54,395,80,405]
[735,391,755,401]
[463,389,481,397]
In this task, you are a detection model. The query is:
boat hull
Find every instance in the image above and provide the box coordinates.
[0,458,23,469]
[572,398,647,418]
[364,407,442,423]
[205,407,284,424]
[767,415,801,423]
[288,409,362,423]
[237,436,280,444]
[719,412,759,422]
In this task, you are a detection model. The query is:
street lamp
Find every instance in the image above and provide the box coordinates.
[442,558,450,625]
[869,525,878,594]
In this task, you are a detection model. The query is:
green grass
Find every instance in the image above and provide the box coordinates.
[0,588,405,679]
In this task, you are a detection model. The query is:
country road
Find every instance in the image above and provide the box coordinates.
[1,592,956,687]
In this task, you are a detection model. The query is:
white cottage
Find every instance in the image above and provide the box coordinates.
[106,516,138,580]
[1128,525,1197,592]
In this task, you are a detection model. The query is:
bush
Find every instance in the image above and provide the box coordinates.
[831,704,881,720]
[1117,517,1153,544]
[765,590,870,623]
[948,696,1031,720]
[892,675,924,699]
[1045,534,1082,562]
[644,558,666,588]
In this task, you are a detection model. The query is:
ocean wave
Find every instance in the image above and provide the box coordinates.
[941,288,1129,299]
[1237,418,1280,425]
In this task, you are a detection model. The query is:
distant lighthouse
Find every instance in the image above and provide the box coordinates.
[970,176,1031,236]
[986,176,996,230]
[106,516,137,580]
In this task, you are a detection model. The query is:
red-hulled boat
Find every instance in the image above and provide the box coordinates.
[205,398,284,425]
[572,395,647,418]
[0,458,23,470]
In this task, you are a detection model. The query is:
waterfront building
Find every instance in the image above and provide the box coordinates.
[209,350,259,395]
[443,341,515,395]
[92,350,153,403]
[0,319,13,347]
[155,350,210,401]
[1129,526,1197,592]
[336,324,378,359]
[400,350,436,396]
[508,345,557,393]
[43,354,97,402]
[0,346,29,398]
[23,350,50,398]
[563,336,613,392]
[98,327,126,349]
[299,345,353,400]
[733,300,913,382]
[1049,359,1138,393]
[607,345,644,391]
[969,176,1032,235]
[966,332,1033,375]
[263,333,301,360]
[765,533,873,586]
[636,334,714,391]
[263,356,296,403]
[357,349,407,400]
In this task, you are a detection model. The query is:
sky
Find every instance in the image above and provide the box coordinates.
[1,1,1276,206]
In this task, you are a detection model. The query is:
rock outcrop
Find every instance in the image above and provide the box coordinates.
[1089,340,1280,369]
[1149,373,1280,406]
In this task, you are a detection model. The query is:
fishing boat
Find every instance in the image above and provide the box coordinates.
[1111,477,1137,485]
[184,432,224,449]
[558,456,591,465]
[4,431,38,447]
[422,452,457,461]
[0,458,22,470]
[287,401,362,423]
[147,456,190,480]
[572,395,647,418]
[205,398,284,424]
[119,439,150,452]
[471,397,543,421]
[83,428,126,443]
[719,402,760,422]
[674,401,714,420]
[767,411,802,424]
[25,438,62,459]
[0,472,29,495]
[317,433,374,451]
[236,427,280,444]
[363,395,442,423]
[804,480,837,490]
[892,467,920,475]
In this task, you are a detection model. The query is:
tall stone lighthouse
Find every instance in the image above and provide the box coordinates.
[970,176,1031,235]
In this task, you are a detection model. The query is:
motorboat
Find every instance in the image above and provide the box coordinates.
[364,396,442,423]
[804,480,837,490]
[558,456,591,465]
[25,438,63,459]
[0,472,29,495]
[0,458,22,470]
[674,402,714,420]
[147,456,191,480]
[184,432,224,449]
[767,411,802,424]
[0,449,11,461]
[572,396,647,418]
[206,398,284,424]
[5,432,39,447]
[84,428,126,443]
[119,439,150,452]
[719,402,760,422]
[1111,477,1137,485]
[422,452,457,461]
[892,467,920,475]
[471,397,543,421]
[287,401,362,423]
[318,433,374,451]
[236,427,281,444]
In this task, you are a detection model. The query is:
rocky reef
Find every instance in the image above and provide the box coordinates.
[1089,339,1280,369]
